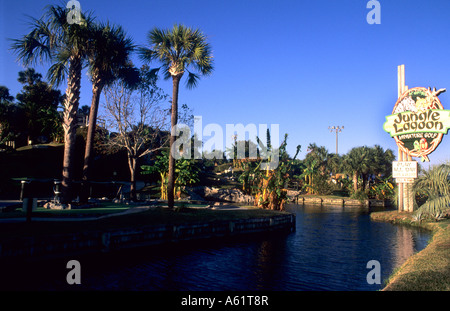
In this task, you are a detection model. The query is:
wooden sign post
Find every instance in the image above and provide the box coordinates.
[396,65,415,212]
[397,65,406,211]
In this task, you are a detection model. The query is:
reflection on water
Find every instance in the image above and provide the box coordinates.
[1,204,431,291]
[280,204,430,290]
[394,226,415,268]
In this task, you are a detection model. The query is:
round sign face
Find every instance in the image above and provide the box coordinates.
[390,87,446,161]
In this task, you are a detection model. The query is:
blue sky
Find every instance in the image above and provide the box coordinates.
[1,0,450,167]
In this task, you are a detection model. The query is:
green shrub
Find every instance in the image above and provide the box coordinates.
[351,189,368,203]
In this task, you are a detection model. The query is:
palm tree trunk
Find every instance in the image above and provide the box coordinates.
[167,75,181,209]
[61,55,82,204]
[362,173,368,191]
[353,172,358,193]
[80,81,103,203]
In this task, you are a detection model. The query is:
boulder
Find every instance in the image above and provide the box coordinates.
[188,186,254,203]
[43,201,71,210]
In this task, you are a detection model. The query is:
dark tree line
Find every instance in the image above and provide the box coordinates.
[0,69,63,147]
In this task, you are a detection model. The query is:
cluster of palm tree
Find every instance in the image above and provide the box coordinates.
[11,5,132,203]
[233,140,395,202]
[341,145,395,194]
[11,4,213,207]
[297,144,395,197]
[300,143,340,194]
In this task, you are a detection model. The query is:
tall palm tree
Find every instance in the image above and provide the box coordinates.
[305,143,330,173]
[342,146,371,193]
[80,22,136,203]
[139,24,213,208]
[11,5,94,203]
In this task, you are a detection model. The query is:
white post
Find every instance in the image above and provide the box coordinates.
[397,65,405,212]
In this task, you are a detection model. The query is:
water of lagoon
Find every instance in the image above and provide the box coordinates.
[2,204,431,291]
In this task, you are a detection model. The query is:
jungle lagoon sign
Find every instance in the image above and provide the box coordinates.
[386,110,450,135]
[384,87,450,162]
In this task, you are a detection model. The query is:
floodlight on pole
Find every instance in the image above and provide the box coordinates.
[329,126,344,154]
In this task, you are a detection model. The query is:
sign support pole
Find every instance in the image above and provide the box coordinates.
[397,65,415,212]
[397,65,405,212]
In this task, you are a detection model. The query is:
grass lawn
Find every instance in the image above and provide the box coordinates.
[0,205,129,218]
[371,211,450,291]
[0,200,216,219]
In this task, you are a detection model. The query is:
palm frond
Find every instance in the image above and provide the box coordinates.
[413,163,450,217]
[119,65,141,90]
[10,17,54,66]
[142,24,214,87]
[11,3,96,86]
[138,46,156,63]
[47,60,69,87]
[148,27,167,46]
[86,21,135,87]
[162,67,172,80]
[416,195,450,215]
[185,71,200,89]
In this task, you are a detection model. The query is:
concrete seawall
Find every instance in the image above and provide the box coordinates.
[295,196,390,207]
[0,214,295,260]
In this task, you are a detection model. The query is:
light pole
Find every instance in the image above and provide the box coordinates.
[329,126,344,154]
